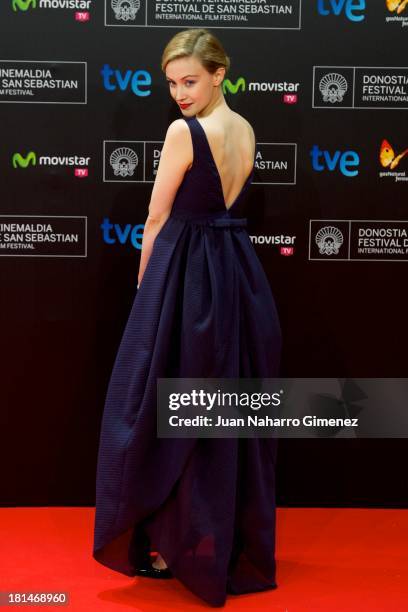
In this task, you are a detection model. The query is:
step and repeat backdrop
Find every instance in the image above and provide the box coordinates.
[1,1,407,506]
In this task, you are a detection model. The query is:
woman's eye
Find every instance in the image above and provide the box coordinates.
[167,80,195,87]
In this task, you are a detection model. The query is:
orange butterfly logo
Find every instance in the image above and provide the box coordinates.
[386,0,408,13]
[380,140,408,169]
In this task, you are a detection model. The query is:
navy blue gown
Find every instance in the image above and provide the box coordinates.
[93,115,282,607]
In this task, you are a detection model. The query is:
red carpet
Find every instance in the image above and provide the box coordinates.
[1,507,407,610]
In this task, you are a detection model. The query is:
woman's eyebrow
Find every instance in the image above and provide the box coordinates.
[166,74,199,80]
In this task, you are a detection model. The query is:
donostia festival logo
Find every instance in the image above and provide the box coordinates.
[110,147,139,178]
[111,0,139,21]
[12,150,90,176]
[319,73,348,103]
[315,226,344,256]
[315,67,408,108]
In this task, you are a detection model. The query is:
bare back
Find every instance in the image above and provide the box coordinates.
[191,112,255,210]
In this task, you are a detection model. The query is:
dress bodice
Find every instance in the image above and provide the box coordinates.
[170,116,255,224]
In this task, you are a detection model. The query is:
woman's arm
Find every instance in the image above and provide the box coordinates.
[137,216,166,286]
[137,119,192,287]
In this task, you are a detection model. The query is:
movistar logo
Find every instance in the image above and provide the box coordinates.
[12,0,36,11]
[222,77,246,95]
[12,152,37,168]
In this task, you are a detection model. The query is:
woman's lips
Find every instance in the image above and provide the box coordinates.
[179,103,192,109]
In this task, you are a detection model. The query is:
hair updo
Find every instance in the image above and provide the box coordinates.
[161,28,230,77]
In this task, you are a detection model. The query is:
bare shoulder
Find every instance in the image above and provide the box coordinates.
[230,111,255,160]
[163,118,193,163]
[165,117,190,140]
[231,111,255,148]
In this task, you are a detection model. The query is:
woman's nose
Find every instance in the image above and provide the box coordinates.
[175,87,187,100]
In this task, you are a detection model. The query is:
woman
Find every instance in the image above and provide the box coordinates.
[93,28,282,607]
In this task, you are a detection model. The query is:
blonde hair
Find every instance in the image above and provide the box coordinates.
[161,28,230,78]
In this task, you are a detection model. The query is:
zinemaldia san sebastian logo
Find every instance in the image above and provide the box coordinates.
[10,0,93,22]
[0,215,87,257]
[0,61,87,103]
[313,66,408,109]
[309,220,408,261]
[104,0,302,29]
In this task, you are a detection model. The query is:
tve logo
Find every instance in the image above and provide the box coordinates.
[317,0,366,21]
[101,64,151,96]
[101,218,144,249]
[310,145,360,177]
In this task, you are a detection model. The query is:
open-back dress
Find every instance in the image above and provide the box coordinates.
[93,115,282,607]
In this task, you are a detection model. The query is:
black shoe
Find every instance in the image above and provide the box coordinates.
[133,556,173,579]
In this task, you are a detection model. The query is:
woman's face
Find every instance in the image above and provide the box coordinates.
[165,55,224,116]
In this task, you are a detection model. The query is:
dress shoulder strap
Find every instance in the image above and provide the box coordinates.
[183,116,212,165]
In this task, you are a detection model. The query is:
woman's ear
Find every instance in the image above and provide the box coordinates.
[214,67,226,86]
